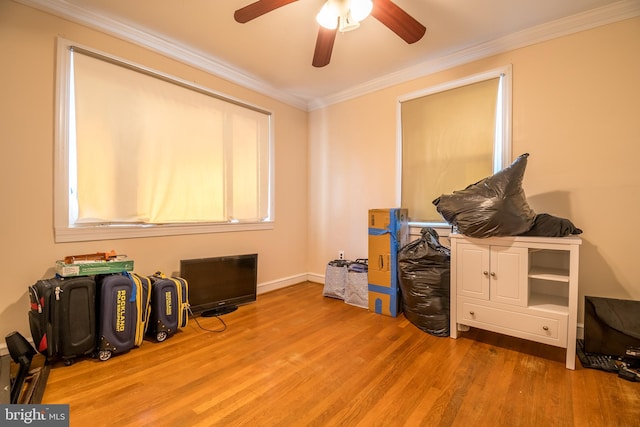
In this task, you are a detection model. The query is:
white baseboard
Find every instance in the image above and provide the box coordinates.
[306,273,324,284]
[577,323,584,340]
[257,273,316,294]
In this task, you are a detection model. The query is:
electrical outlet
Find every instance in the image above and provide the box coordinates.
[338,250,345,260]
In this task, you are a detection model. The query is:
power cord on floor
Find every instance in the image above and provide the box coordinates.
[188,307,227,333]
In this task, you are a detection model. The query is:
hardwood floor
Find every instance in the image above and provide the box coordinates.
[42,281,639,426]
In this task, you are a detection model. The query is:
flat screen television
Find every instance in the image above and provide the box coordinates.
[180,254,258,317]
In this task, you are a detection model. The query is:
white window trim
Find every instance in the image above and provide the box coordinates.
[54,38,275,243]
[395,64,513,230]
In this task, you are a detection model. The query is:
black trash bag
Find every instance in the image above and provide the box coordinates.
[519,213,583,237]
[397,227,450,337]
[432,153,536,238]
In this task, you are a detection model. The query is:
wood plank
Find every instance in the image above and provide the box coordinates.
[42,282,640,426]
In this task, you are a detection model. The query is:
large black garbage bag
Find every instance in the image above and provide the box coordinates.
[432,153,536,238]
[398,228,450,337]
[519,213,583,237]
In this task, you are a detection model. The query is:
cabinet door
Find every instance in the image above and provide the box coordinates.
[457,243,490,300]
[490,246,528,307]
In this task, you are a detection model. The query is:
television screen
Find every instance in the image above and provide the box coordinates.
[180,254,257,317]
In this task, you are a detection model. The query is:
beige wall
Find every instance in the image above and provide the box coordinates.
[0,1,309,341]
[308,17,640,321]
[2,1,639,344]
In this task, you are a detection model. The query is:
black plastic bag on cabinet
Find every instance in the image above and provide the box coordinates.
[397,228,451,337]
[432,153,536,238]
[519,213,583,237]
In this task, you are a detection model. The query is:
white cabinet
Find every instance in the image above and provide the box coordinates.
[450,234,581,369]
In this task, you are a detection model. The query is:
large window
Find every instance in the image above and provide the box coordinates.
[55,39,273,242]
[398,66,512,226]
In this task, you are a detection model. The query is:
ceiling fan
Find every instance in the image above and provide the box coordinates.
[234,0,426,67]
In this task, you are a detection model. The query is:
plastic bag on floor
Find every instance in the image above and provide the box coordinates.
[323,260,349,300]
[345,259,368,309]
[398,228,450,337]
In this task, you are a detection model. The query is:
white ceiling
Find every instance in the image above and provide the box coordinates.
[16,0,640,109]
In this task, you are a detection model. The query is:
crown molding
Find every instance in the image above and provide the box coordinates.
[14,0,640,112]
[308,0,640,110]
[13,0,310,110]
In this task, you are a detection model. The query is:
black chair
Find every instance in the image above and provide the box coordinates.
[5,331,37,404]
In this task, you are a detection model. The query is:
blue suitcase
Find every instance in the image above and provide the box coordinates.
[95,272,151,361]
[148,272,189,342]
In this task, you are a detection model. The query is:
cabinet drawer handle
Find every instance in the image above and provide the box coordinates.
[469,311,475,316]
[542,326,549,331]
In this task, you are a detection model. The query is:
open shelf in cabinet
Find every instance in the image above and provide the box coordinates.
[528,267,570,282]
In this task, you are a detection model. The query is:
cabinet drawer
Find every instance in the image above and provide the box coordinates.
[458,299,567,346]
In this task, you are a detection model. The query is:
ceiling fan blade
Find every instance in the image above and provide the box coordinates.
[371,0,426,44]
[234,0,298,23]
[312,27,337,68]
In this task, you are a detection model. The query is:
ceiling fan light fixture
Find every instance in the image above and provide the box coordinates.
[316,2,339,30]
[317,0,372,31]
[349,0,373,22]
[338,10,360,33]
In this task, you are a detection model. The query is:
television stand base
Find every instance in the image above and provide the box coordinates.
[201,306,238,317]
